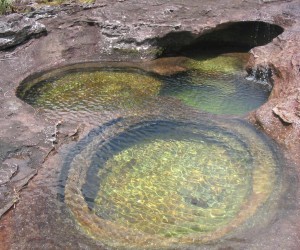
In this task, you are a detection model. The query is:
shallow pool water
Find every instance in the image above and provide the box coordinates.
[60,116,281,249]
[160,70,269,115]
[95,138,251,237]
[18,53,270,118]
[160,53,270,115]
[11,54,293,249]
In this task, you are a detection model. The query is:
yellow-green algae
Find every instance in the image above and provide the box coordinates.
[184,53,247,74]
[25,71,162,111]
[95,139,250,237]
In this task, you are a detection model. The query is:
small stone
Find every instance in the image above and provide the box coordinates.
[273,106,294,124]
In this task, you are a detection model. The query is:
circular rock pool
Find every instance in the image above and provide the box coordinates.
[60,116,282,249]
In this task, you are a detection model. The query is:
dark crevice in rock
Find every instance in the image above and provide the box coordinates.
[154,21,284,57]
[154,31,197,56]
[186,21,284,50]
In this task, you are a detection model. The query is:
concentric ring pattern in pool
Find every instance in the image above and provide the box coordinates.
[61,117,282,249]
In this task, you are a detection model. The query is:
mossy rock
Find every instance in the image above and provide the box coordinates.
[0,0,12,15]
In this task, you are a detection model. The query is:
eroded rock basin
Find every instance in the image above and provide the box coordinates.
[0,0,300,249]
[1,110,296,250]
[62,116,283,249]
[3,53,296,249]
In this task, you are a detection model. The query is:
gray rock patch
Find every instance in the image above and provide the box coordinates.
[0,13,47,50]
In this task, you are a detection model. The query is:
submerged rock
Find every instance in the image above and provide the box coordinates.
[0,13,46,50]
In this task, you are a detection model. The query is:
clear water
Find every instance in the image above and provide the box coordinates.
[22,70,161,112]
[160,53,270,115]
[18,53,270,118]
[10,54,293,250]
[96,139,251,237]
[63,118,280,249]
[160,70,269,115]
[18,70,162,124]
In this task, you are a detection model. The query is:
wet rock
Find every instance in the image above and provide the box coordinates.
[0,13,47,50]
[249,22,300,161]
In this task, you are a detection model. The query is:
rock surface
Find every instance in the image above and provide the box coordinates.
[0,13,46,50]
[0,0,299,248]
[246,2,300,162]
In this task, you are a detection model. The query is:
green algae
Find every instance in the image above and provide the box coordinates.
[19,53,269,117]
[24,70,162,112]
[163,75,269,115]
[162,74,237,115]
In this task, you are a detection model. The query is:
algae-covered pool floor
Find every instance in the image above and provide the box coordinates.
[17,53,270,121]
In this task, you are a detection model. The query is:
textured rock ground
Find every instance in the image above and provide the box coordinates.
[0,0,299,248]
